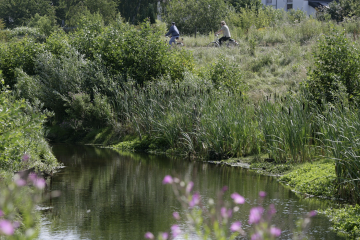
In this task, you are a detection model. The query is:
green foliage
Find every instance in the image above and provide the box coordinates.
[0,178,40,239]
[324,205,360,239]
[0,19,5,30]
[318,0,360,22]
[71,17,194,84]
[0,81,58,172]
[27,14,58,36]
[208,56,243,90]
[0,37,44,88]
[0,0,55,28]
[287,9,308,23]
[227,0,262,12]
[306,29,360,103]
[63,91,115,130]
[117,0,157,24]
[250,162,291,175]
[279,161,337,197]
[163,0,230,35]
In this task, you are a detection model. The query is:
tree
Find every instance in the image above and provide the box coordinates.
[84,0,118,24]
[318,0,360,22]
[57,0,118,26]
[163,0,230,35]
[117,0,157,24]
[227,0,262,12]
[0,0,55,28]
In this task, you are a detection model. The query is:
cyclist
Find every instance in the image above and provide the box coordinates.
[165,22,180,46]
[214,21,231,46]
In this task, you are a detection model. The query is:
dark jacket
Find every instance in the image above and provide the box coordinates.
[166,25,180,37]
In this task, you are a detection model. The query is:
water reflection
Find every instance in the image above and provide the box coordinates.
[38,144,343,240]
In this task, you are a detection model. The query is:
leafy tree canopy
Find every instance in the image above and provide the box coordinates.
[164,0,230,35]
[0,0,55,28]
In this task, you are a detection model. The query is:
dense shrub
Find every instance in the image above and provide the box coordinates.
[0,81,58,172]
[306,29,360,103]
[0,37,44,87]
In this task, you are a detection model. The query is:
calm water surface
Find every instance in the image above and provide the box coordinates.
[37,144,343,240]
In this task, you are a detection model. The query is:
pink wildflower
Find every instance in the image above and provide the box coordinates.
[22,154,30,162]
[270,227,281,237]
[161,232,169,240]
[308,210,317,217]
[189,192,201,208]
[33,177,46,189]
[231,193,245,204]
[162,175,173,184]
[259,191,266,198]
[186,181,194,193]
[172,212,180,220]
[144,232,154,239]
[0,220,14,235]
[249,207,264,224]
[171,224,181,238]
[230,221,242,232]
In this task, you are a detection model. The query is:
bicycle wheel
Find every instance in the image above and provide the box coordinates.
[227,41,239,48]
[207,42,219,48]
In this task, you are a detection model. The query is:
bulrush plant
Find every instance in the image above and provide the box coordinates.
[144,175,316,240]
[258,94,318,163]
[318,102,360,203]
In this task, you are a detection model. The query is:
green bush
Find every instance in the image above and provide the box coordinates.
[208,55,243,90]
[0,81,58,172]
[0,37,44,88]
[306,29,360,103]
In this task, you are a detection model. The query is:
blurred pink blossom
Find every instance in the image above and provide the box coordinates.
[33,177,46,189]
[172,212,180,220]
[0,220,14,235]
[186,181,194,193]
[249,207,264,224]
[162,175,173,184]
[189,192,201,208]
[144,232,154,239]
[230,221,242,232]
[231,193,245,204]
[22,154,30,162]
[251,232,262,240]
[267,204,276,217]
[15,178,26,187]
[259,191,266,198]
[0,210,3,217]
[221,207,232,219]
[270,227,281,237]
[171,224,181,238]
[308,210,317,217]
[161,232,169,240]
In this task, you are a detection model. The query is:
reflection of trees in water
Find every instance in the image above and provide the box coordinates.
[43,144,339,240]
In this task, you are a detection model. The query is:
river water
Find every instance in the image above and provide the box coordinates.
[37,144,343,240]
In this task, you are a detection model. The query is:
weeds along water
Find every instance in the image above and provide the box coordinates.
[111,80,360,202]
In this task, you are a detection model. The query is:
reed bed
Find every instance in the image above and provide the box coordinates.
[111,80,360,202]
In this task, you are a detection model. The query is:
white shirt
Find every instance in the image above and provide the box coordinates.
[221,25,231,38]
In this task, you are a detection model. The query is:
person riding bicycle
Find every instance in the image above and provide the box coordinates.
[165,22,180,46]
[214,21,231,46]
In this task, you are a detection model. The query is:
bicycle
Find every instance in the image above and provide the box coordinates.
[166,36,185,47]
[207,34,239,48]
